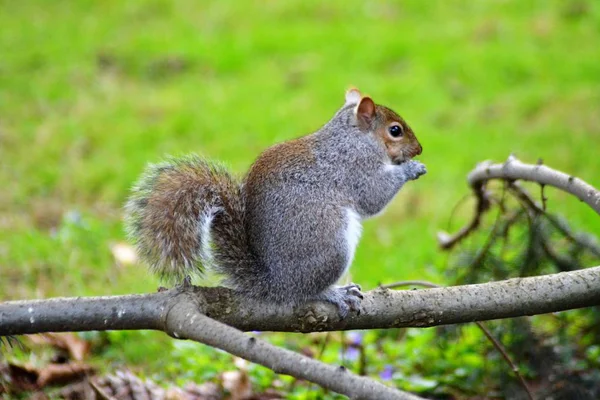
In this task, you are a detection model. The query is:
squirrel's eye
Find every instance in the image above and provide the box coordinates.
[388,125,403,138]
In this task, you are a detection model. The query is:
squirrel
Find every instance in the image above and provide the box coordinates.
[125,88,426,317]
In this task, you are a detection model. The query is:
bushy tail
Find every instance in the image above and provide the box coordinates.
[124,154,253,284]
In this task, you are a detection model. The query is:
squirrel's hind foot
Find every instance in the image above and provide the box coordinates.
[317,284,364,319]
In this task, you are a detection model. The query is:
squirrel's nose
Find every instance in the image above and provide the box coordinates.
[413,143,423,157]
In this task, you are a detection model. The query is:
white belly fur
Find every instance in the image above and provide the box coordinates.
[343,208,363,275]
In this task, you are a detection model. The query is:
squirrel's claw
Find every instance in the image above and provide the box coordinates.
[317,284,364,319]
[340,283,364,299]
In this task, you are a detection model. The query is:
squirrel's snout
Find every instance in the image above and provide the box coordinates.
[409,143,423,158]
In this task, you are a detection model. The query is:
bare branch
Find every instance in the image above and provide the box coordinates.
[2,265,598,398]
[166,294,423,400]
[509,182,600,258]
[2,266,599,335]
[0,293,166,334]
[476,321,534,400]
[468,155,600,215]
[0,288,422,399]
[437,156,600,248]
[2,266,598,398]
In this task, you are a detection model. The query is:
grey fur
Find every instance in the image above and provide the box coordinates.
[240,105,426,316]
[125,103,426,317]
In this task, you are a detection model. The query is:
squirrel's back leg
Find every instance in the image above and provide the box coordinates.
[312,208,365,318]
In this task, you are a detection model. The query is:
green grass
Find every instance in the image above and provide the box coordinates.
[1,0,599,396]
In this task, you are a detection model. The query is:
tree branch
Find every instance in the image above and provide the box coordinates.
[2,266,599,335]
[2,264,598,399]
[438,155,600,248]
[4,156,597,398]
[469,155,600,214]
[509,182,600,258]
[166,293,423,400]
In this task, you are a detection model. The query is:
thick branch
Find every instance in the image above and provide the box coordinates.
[166,295,422,400]
[0,294,166,334]
[2,266,599,335]
[3,268,598,399]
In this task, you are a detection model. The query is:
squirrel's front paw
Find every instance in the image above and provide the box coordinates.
[403,160,427,180]
[316,284,364,319]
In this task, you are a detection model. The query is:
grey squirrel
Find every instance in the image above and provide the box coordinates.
[125,88,426,317]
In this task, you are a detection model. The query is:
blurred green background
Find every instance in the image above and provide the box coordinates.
[1,0,599,397]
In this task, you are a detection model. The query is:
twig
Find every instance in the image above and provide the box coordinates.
[437,171,506,251]
[445,193,473,233]
[315,332,332,397]
[464,183,511,278]
[358,342,367,376]
[509,183,579,272]
[509,184,542,276]
[383,280,534,400]
[498,209,525,258]
[468,194,506,273]
[509,183,600,258]
[477,322,534,400]
[380,280,439,289]
[437,181,491,249]
[317,332,331,360]
[540,184,547,211]
[539,230,580,272]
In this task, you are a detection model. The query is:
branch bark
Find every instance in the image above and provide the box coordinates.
[166,293,422,400]
[4,157,597,398]
[4,268,598,398]
[2,256,598,398]
[438,155,600,248]
[3,264,597,398]
[2,266,599,335]
[467,156,600,215]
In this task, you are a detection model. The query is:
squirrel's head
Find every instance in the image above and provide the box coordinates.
[345,88,422,165]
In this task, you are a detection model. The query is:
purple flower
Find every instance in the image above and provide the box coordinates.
[380,365,394,381]
[346,331,363,346]
[344,346,360,361]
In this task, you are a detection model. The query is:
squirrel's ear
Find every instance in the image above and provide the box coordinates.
[345,88,362,106]
[355,97,376,129]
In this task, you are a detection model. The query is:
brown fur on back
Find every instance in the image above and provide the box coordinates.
[246,135,316,190]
